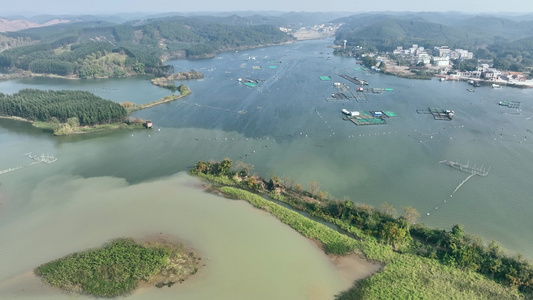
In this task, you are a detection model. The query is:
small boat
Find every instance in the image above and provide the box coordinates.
[492,84,502,89]
[467,88,475,92]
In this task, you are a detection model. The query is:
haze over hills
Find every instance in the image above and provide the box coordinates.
[3,11,533,78]
[0,18,70,33]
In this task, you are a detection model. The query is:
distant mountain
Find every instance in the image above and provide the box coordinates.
[0,18,70,33]
[456,16,533,40]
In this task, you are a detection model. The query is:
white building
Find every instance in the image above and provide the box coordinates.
[417,53,431,64]
[433,56,450,67]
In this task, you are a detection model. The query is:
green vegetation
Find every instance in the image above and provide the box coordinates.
[333,14,533,74]
[190,159,533,299]
[0,86,190,135]
[151,70,204,92]
[0,89,126,126]
[35,238,199,298]
[0,16,293,78]
[336,18,484,53]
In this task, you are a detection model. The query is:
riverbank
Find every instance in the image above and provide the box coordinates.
[434,74,533,88]
[190,159,529,299]
[35,237,200,297]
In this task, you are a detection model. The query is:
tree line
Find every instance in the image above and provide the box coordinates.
[0,89,127,126]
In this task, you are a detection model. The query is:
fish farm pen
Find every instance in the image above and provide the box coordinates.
[499,101,521,109]
[343,110,398,126]
[339,74,368,86]
[356,87,394,94]
[325,82,369,103]
[417,108,454,121]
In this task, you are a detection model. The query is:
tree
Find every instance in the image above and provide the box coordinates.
[402,206,420,225]
[132,62,145,74]
[451,224,465,239]
[361,55,377,68]
[308,181,321,195]
[67,117,80,127]
[380,221,410,250]
[381,202,397,217]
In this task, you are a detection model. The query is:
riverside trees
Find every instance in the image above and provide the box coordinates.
[0,89,127,125]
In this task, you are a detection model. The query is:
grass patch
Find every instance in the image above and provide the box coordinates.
[35,238,199,298]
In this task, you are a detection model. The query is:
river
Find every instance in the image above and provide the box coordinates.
[0,38,532,298]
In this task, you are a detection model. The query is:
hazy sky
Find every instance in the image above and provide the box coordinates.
[3,0,533,16]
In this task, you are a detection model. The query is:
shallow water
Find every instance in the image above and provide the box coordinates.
[0,173,369,299]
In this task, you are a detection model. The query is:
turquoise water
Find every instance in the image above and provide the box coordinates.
[0,38,533,297]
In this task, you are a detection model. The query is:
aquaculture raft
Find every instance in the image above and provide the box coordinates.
[382,111,398,117]
[499,101,520,109]
[345,111,387,126]
[417,108,454,121]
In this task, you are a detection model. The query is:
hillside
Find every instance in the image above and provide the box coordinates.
[336,18,486,51]
[0,15,293,78]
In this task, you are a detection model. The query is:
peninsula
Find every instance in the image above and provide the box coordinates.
[0,85,190,135]
[190,159,531,299]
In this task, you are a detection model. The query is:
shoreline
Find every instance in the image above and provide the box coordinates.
[190,160,529,299]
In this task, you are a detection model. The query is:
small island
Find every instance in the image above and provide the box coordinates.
[151,70,204,91]
[34,237,200,298]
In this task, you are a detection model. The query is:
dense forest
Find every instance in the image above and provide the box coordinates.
[0,16,293,78]
[334,13,533,71]
[0,89,127,125]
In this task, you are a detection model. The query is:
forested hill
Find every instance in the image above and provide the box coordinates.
[0,89,127,125]
[0,16,293,78]
[334,13,533,70]
[335,18,487,52]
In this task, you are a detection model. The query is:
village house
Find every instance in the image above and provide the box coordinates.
[482,69,502,80]
[504,71,527,82]
[433,56,450,67]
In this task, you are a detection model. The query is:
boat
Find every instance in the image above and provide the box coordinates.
[466,88,475,92]
[342,109,350,115]
[440,77,446,82]
[492,84,502,89]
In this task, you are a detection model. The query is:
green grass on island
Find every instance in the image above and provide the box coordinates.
[191,159,531,300]
[35,238,200,298]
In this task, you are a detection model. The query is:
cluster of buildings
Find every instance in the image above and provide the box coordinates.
[392,45,474,67]
[391,44,529,84]
[450,64,527,82]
